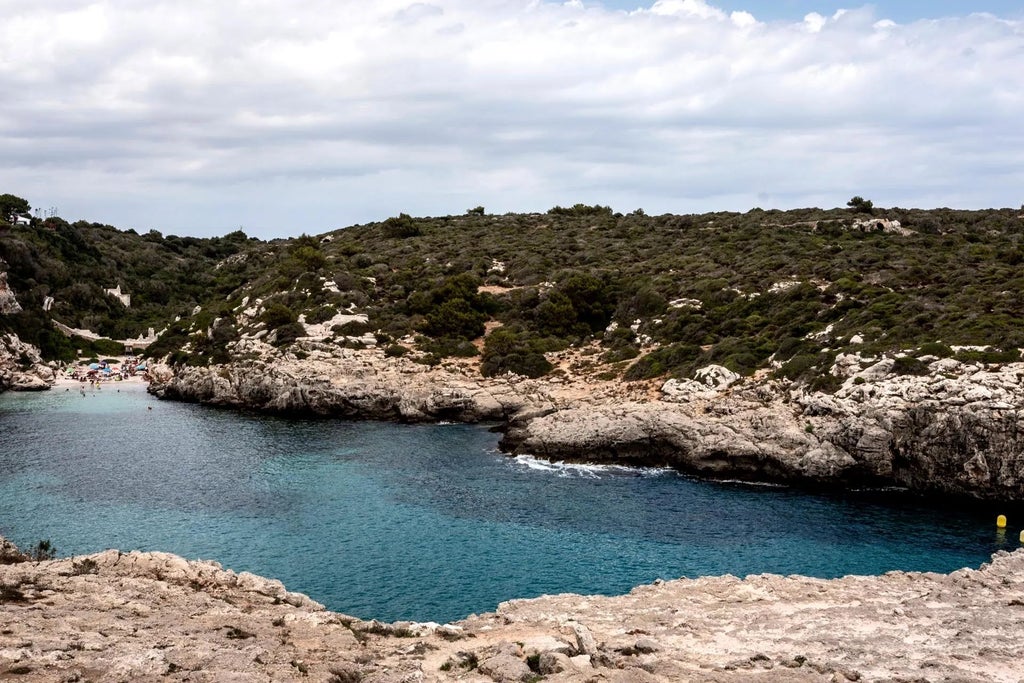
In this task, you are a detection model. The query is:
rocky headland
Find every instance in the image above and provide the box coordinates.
[146,338,1024,501]
[2,536,1023,682]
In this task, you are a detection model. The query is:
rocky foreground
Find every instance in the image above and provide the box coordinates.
[2,537,1023,682]
[147,339,1024,501]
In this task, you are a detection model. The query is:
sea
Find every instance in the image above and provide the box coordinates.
[0,383,1015,623]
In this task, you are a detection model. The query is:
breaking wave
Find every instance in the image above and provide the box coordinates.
[508,454,675,479]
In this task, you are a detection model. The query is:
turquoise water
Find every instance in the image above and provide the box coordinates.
[0,385,1013,622]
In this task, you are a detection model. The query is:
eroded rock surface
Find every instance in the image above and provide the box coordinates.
[2,538,1023,682]
[148,341,555,424]
[501,359,1024,500]
[0,332,54,392]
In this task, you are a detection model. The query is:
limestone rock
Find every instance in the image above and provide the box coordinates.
[2,537,1023,682]
[477,652,533,682]
[634,637,660,653]
[148,349,552,425]
[538,651,574,674]
[0,269,21,314]
[502,361,1024,500]
[572,622,599,655]
[147,343,1024,500]
[693,364,740,388]
[0,333,54,394]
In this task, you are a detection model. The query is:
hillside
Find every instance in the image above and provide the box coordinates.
[4,201,1024,388]
[0,216,254,360]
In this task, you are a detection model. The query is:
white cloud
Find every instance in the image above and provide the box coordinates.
[730,11,757,28]
[648,0,726,20]
[803,12,827,32]
[0,0,1021,237]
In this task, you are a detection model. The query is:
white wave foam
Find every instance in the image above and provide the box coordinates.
[713,478,789,489]
[850,486,910,493]
[508,454,674,479]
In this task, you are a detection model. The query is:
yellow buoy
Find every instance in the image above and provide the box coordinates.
[1020,530,1024,544]
[997,514,1007,528]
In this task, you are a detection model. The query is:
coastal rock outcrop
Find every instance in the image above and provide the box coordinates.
[148,342,1024,500]
[3,537,1024,682]
[0,333,54,393]
[0,269,22,315]
[502,360,1024,499]
[148,341,554,424]
[0,267,55,393]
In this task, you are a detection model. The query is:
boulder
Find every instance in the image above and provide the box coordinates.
[476,652,533,682]
[694,364,741,389]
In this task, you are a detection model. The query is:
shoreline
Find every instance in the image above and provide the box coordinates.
[143,341,1024,502]
[9,335,1024,502]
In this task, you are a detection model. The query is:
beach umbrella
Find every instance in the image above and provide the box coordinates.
[88,363,100,370]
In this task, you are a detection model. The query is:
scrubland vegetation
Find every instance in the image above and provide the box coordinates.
[3,197,1023,388]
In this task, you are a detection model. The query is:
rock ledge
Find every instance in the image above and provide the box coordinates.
[3,538,1023,682]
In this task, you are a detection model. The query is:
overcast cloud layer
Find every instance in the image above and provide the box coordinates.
[1,0,1021,237]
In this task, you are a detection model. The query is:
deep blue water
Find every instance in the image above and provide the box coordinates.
[0,384,1014,623]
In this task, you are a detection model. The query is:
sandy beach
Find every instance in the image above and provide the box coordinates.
[52,355,150,388]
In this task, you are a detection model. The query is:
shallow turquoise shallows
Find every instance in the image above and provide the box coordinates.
[0,385,1012,623]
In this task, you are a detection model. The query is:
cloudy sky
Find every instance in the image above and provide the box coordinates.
[1,1,1021,238]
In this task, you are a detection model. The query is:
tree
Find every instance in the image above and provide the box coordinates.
[847,196,874,215]
[0,193,30,222]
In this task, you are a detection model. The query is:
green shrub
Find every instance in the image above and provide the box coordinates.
[481,328,553,378]
[419,337,479,360]
[808,373,843,394]
[913,341,953,358]
[422,298,486,340]
[272,321,306,346]
[892,356,929,375]
[31,540,56,561]
[307,305,338,324]
[954,348,1021,364]
[776,353,820,381]
[384,344,409,357]
[623,343,700,380]
[261,303,297,330]
[333,319,371,336]
[382,213,421,238]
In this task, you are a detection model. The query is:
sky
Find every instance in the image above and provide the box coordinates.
[0,1,1021,238]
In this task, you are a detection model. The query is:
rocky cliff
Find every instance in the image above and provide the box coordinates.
[0,332,54,392]
[0,269,22,316]
[2,537,1023,682]
[148,340,1024,501]
[0,266,56,393]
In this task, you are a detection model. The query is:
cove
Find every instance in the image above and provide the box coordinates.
[0,384,1012,624]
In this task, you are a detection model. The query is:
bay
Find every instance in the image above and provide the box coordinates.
[0,384,1011,623]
